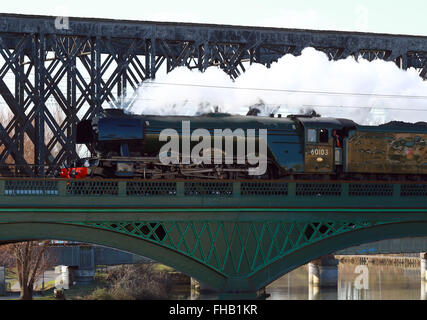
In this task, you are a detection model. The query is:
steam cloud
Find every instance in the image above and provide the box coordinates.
[130,47,427,125]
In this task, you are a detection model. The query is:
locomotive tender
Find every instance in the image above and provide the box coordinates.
[71,108,427,180]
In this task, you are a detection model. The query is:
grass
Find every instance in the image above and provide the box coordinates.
[5,268,17,293]
[151,263,175,273]
[35,279,56,291]
[5,267,17,279]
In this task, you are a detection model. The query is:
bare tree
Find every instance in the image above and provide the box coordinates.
[0,241,56,300]
[0,103,81,300]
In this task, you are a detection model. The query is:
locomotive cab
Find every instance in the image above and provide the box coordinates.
[293,116,355,174]
[304,126,334,173]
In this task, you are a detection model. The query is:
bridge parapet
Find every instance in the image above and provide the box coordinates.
[0,178,426,198]
[0,179,426,214]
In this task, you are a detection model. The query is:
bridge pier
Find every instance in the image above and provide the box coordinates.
[55,265,96,289]
[55,265,72,289]
[308,254,338,288]
[421,253,427,281]
[308,282,320,299]
[308,282,338,300]
[73,245,95,283]
[73,268,95,284]
[54,245,96,288]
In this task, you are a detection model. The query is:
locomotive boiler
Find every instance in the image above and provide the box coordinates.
[68,108,427,181]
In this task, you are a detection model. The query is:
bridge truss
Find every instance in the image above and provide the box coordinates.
[0,13,427,176]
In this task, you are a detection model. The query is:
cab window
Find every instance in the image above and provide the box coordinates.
[307,129,317,143]
[319,129,329,143]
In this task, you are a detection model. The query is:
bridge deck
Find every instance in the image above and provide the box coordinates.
[0,178,426,216]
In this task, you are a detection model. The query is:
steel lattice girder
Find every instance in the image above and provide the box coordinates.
[0,13,427,176]
[0,218,426,294]
[67,219,409,293]
[71,220,382,277]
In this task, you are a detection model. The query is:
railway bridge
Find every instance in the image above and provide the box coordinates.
[1,178,427,298]
[1,13,427,177]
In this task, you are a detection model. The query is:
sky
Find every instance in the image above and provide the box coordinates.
[1,0,427,36]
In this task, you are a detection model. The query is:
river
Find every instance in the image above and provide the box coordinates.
[266,263,423,300]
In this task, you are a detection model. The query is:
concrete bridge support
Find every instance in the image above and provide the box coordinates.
[73,246,95,283]
[54,246,96,289]
[308,254,339,288]
[55,265,72,289]
[308,282,339,300]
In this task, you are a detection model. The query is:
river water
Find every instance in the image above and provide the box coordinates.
[266,263,424,300]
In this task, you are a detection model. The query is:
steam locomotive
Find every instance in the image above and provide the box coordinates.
[62,108,427,181]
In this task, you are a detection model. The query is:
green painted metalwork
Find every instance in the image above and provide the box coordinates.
[0,178,427,295]
[69,220,388,277]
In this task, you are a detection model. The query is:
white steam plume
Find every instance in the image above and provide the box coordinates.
[130,47,427,125]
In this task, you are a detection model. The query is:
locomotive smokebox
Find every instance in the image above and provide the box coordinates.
[76,120,94,144]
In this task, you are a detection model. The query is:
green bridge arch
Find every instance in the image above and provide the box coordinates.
[1,219,427,296]
[0,222,229,292]
[1,178,427,297]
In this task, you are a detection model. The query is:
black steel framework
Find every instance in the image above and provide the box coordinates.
[0,13,427,176]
